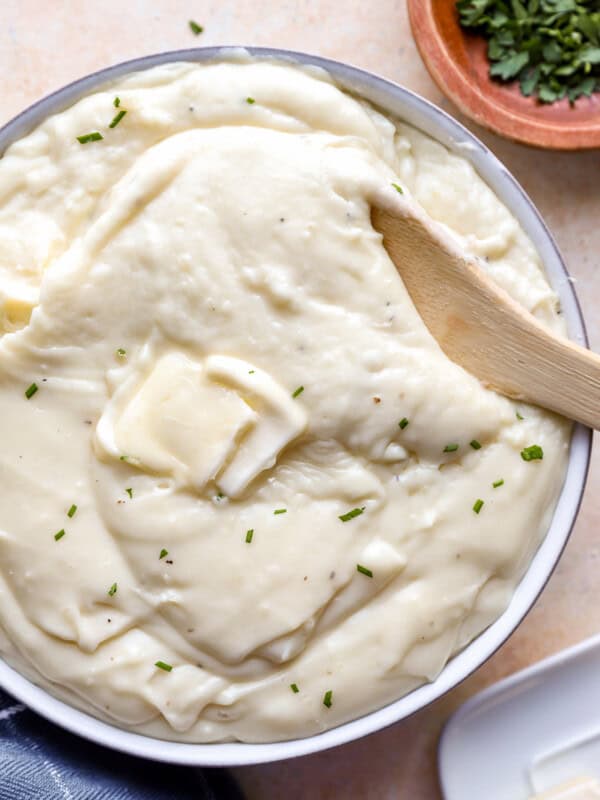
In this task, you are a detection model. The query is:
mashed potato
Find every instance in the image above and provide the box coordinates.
[0,58,569,742]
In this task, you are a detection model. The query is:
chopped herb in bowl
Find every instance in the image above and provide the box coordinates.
[457,0,600,104]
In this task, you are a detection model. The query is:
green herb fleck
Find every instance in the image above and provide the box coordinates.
[116,348,127,358]
[492,479,504,488]
[155,660,173,672]
[274,508,287,515]
[356,564,373,578]
[323,689,333,708]
[516,411,524,420]
[248,369,255,374]
[108,582,118,597]
[292,386,304,398]
[125,488,133,499]
[473,498,484,514]
[25,382,38,399]
[159,548,169,559]
[67,504,77,518]
[290,683,300,693]
[109,109,127,129]
[443,443,459,453]
[456,0,600,105]
[391,182,404,194]
[77,132,103,144]
[246,97,256,104]
[470,439,482,450]
[521,444,544,461]
[189,19,203,35]
[119,455,128,462]
[245,528,254,543]
[339,506,365,522]
[398,417,409,430]
[113,97,121,108]
[54,529,66,541]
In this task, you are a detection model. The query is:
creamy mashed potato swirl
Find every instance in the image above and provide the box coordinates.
[0,59,569,742]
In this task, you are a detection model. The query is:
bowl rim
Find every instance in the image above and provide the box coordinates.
[0,46,592,767]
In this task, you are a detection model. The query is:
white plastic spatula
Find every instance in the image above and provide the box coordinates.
[371,190,600,429]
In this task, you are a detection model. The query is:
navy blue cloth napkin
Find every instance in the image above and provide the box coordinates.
[0,689,244,800]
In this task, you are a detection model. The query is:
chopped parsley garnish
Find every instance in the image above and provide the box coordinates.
[54,529,66,541]
[159,548,169,559]
[492,479,504,488]
[521,444,543,461]
[119,455,128,462]
[248,369,255,374]
[457,0,600,105]
[245,528,254,543]
[155,660,173,672]
[116,348,127,358]
[290,683,300,693]
[323,689,333,708]
[246,97,256,104]
[339,506,365,522]
[391,182,404,195]
[113,97,121,108]
[188,19,203,35]
[125,488,133,499]
[274,508,287,515]
[443,443,459,453]
[470,439,482,450]
[77,132,103,144]
[473,498,484,514]
[25,383,38,399]
[356,564,373,578]
[516,411,524,420]
[109,109,127,129]
[398,417,409,429]
[108,582,118,597]
[67,504,78,518]
[292,386,304,398]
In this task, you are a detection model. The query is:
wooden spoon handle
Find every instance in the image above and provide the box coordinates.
[506,326,600,428]
[372,204,600,429]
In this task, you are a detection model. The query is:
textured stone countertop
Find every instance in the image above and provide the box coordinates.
[2,2,599,798]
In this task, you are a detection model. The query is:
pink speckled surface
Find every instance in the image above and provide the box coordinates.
[1,3,599,798]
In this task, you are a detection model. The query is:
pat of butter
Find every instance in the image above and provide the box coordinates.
[205,355,307,497]
[0,282,37,332]
[530,777,600,799]
[96,352,307,497]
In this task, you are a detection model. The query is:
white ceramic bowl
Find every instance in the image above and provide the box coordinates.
[0,47,591,766]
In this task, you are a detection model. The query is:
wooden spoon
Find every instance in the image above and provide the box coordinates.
[371,191,600,428]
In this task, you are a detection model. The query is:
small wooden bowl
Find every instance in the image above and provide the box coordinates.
[407,0,600,150]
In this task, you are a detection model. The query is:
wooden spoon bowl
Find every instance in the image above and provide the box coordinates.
[407,0,600,150]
